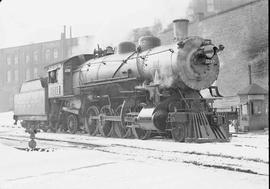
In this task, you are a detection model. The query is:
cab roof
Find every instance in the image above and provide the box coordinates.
[44,54,94,70]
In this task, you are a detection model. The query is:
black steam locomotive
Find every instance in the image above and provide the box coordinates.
[14,19,229,142]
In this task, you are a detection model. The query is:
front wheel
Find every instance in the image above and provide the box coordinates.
[49,120,58,133]
[67,114,79,134]
[99,105,114,137]
[132,128,151,140]
[84,106,100,136]
[171,124,186,142]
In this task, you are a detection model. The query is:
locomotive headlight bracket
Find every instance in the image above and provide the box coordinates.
[218,44,225,52]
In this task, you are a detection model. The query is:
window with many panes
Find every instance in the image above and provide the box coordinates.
[207,0,215,12]
[33,68,38,78]
[14,70,19,82]
[45,49,51,61]
[53,48,59,59]
[6,56,11,65]
[14,55,19,65]
[7,70,12,83]
[25,69,31,81]
[33,50,39,63]
[25,54,30,64]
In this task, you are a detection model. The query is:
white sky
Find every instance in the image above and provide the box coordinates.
[0,0,190,48]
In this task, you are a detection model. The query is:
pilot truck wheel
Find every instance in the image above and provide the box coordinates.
[67,114,79,134]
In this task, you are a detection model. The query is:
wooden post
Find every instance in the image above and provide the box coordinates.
[248,64,252,85]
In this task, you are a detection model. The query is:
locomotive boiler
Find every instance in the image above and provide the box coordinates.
[14,19,229,142]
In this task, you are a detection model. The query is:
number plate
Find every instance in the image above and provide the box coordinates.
[205,59,214,64]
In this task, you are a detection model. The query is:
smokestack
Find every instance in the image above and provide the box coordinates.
[69,26,72,39]
[173,19,189,41]
[61,25,67,58]
[63,25,66,38]
[70,26,72,55]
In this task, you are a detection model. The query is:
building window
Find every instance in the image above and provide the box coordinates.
[6,56,11,65]
[25,69,31,81]
[67,49,72,57]
[251,100,263,115]
[25,54,30,64]
[45,49,51,61]
[14,70,19,82]
[207,0,215,12]
[241,104,248,116]
[14,55,19,65]
[53,48,59,59]
[33,68,38,78]
[33,50,39,63]
[7,70,12,83]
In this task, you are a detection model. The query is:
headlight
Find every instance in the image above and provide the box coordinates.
[203,45,215,59]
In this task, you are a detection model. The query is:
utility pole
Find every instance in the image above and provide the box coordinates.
[248,64,252,85]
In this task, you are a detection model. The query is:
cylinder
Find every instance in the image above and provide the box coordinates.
[173,19,189,41]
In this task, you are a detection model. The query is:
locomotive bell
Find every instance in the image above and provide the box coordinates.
[173,19,189,41]
[117,41,136,54]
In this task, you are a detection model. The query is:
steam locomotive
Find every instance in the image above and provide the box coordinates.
[14,19,229,142]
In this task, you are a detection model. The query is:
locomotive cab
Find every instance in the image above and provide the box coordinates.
[47,63,63,98]
[46,54,93,98]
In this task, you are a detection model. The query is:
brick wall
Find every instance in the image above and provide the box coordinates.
[159,0,268,97]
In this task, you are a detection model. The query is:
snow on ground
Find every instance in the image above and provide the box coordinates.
[28,130,269,164]
[0,143,268,189]
[0,111,14,126]
[0,111,269,189]
[0,111,21,128]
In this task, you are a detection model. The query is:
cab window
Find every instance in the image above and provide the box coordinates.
[49,70,58,83]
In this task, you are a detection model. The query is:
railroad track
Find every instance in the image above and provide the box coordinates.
[0,132,268,177]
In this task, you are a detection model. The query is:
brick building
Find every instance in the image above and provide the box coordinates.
[158,0,268,104]
[0,34,94,112]
[187,0,255,20]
